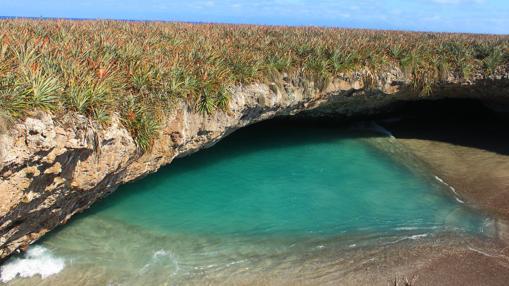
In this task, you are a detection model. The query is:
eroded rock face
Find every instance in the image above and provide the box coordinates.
[0,68,508,260]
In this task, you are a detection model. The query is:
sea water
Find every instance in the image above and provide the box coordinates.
[1,121,493,285]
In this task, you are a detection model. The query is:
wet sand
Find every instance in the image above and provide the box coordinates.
[380,99,509,221]
[396,140,509,220]
[203,235,509,286]
[4,232,509,286]
[374,98,509,285]
[376,138,509,286]
[354,141,509,285]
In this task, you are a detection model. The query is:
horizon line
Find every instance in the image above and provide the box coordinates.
[1,15,507,36]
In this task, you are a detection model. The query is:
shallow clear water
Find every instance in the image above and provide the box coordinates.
[1,122,493,285]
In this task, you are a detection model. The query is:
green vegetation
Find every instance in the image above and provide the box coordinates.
[0,19,508,149]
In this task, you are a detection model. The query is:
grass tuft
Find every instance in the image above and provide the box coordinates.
[0,19,507,149]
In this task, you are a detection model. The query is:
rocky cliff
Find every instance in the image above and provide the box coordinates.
[0,68,508,260]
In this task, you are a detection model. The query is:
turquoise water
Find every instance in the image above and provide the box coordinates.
[2,121,493,285]
[89,124,484,236]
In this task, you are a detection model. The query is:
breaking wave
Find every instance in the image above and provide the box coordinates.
[0,246,65,282]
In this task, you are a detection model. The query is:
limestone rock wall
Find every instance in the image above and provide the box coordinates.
[0,68,508,260]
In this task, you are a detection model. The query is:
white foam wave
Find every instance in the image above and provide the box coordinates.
[395,226,419,231]
[387,233,430,244]
[434,175,445,184]
[368,122,395,138]
[434,176,464,203]
[0,246,65,283]
[409,233,428,240]
[139,249,179,276]
[152,249,169,259]
[467,247,509,261]
[351,121,395,138]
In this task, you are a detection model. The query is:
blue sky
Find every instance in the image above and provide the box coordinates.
[2,0,508,34]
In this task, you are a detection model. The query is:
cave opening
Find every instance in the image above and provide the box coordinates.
[372,98,509,155]
[274,97,509,155]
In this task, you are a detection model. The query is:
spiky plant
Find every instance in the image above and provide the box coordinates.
[483,48,504,74]
[0,19,507,152]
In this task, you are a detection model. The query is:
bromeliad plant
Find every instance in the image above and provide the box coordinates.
[0,19,508,150]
